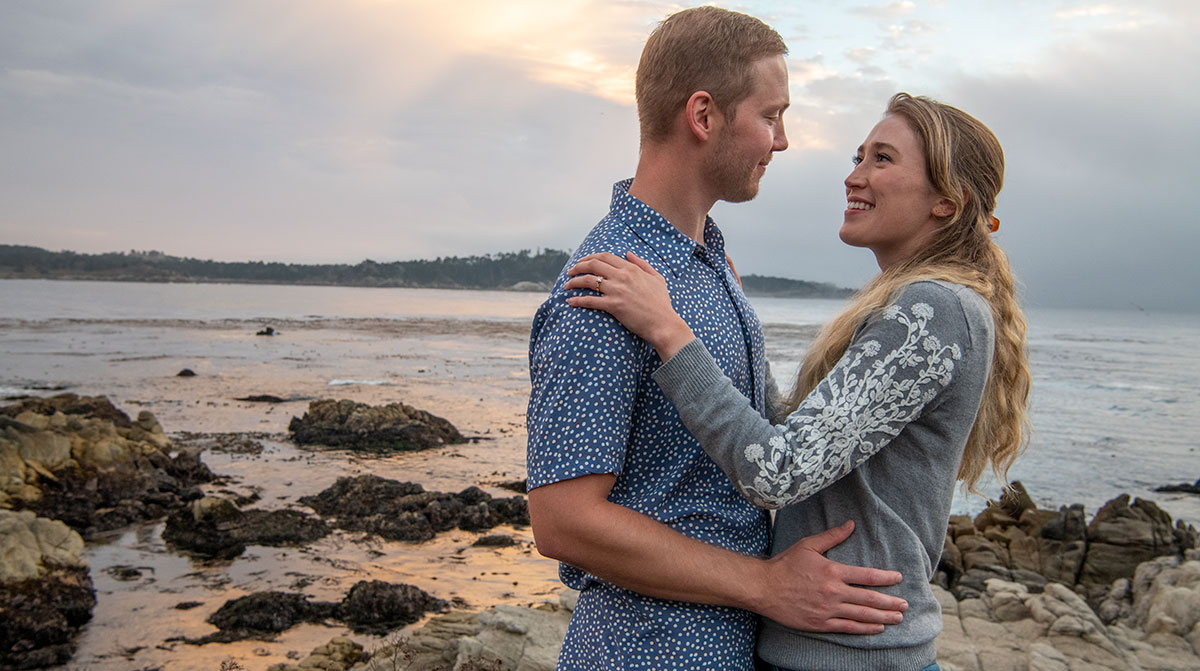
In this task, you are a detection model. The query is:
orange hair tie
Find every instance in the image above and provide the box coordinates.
[988,216,1000,233]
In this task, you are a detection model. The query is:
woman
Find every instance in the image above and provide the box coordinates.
[563,93,1031,671]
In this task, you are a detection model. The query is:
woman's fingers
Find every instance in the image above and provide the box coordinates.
[624,252,663,280]
[568,252,628,277]
[563,274,604,292]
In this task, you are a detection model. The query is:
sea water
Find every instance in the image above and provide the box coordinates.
[3,279,1198,524]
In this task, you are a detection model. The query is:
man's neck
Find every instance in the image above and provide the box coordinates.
[628,144,716,244]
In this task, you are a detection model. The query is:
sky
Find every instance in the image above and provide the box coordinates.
[1,0,1197,312]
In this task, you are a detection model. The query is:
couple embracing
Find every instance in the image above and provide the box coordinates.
[526,7,1030,671]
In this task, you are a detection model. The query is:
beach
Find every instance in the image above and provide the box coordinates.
[2,279,1199,670]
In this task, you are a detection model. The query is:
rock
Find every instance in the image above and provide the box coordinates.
[1156,479,1200,495]
[186,582,446,645]
[1080,495,1184,599]
[338,580,449,635]
[235,395,287,403]
[267,637,364,671]
[0,395,214,538]
[176,368,197,377]
[299,475,528,542]
[509,281,550,292]
[473,534,518,548]
[0,510,86,581]
[288,399,465,452]
[497,479,527,494]
[348,598,572,671]
[162,496,330,559]
[256,326,276,336]
[454,605,570,671]
[0,510,95,670]
[941,486,1196,606]
[186,592,339,644]
[162,497,247,559]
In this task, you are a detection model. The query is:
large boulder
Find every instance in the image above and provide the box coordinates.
[0,510,95,670]
[299,475,528,542]
[288,399,465,452]
[0,395,212,538]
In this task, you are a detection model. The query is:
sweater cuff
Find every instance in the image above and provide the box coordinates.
[652,338,727,402]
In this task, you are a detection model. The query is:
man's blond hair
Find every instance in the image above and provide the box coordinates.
[636,6,787,144]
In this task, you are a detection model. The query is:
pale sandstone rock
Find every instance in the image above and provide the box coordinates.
[1026,641,1068,671]
[267,636,365,671]
[454,604,571,671]
[15,427,73,472]
[0,509,85,580]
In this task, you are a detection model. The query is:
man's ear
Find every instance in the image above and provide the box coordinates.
[685,91,717,141]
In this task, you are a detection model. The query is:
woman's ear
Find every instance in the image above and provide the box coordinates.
[932,199,957,218]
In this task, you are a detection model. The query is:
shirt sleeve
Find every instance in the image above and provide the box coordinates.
[652,282,973,509]
[526,293,649,490]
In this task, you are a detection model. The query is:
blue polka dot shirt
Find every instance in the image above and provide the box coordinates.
[527,180,770,670]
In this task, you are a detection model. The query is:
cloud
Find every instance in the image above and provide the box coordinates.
[849,1,917,21]
[1053,4,1120,20]
[1,0,1197,312]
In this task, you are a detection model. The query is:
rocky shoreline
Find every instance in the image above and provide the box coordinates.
[2,393,1198,670]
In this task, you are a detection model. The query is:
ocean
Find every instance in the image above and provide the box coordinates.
[3,278,1198,524]
[2,278,1199,670]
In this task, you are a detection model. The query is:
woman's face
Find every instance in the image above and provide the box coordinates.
[840,114,951,271]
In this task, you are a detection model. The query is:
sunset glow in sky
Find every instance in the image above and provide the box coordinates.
[2,1,1197,310]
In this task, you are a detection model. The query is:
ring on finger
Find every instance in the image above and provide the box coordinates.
[595,276,604,291]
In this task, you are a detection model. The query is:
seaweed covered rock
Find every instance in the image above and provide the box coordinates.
[162,496,330,559]
[0,510,96,669]
[299,475,529,542]
[184,581,445,645]
[188,591,340,644]
[338,580,449,635]
[0,394,212,538]
[288,398,465,452]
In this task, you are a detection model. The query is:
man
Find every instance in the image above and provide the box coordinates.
[526,7,907,670]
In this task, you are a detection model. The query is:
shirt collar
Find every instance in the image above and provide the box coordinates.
[609,179,727,278]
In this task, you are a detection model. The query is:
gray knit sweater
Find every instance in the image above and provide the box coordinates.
[652,280,995,671]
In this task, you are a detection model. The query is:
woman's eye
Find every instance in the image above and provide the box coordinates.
[851,155,863,166]
[876,153,892,162]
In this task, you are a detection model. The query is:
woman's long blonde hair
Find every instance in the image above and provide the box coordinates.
[784,93,1031,493]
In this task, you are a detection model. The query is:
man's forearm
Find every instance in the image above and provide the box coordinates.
[528,473,908,634]
[528,474,767,610]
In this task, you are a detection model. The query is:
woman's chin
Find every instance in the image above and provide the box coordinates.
[838,225,869,249]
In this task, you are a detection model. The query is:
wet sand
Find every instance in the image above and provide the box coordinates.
[3,316,559,671]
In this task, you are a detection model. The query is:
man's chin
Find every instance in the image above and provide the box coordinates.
[720,183,760,204]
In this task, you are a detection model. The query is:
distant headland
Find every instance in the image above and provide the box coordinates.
[0,244,854,299]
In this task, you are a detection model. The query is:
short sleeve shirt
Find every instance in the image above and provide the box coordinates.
[526,180,770,670]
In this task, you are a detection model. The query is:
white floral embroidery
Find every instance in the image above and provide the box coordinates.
[738,300,963,508]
